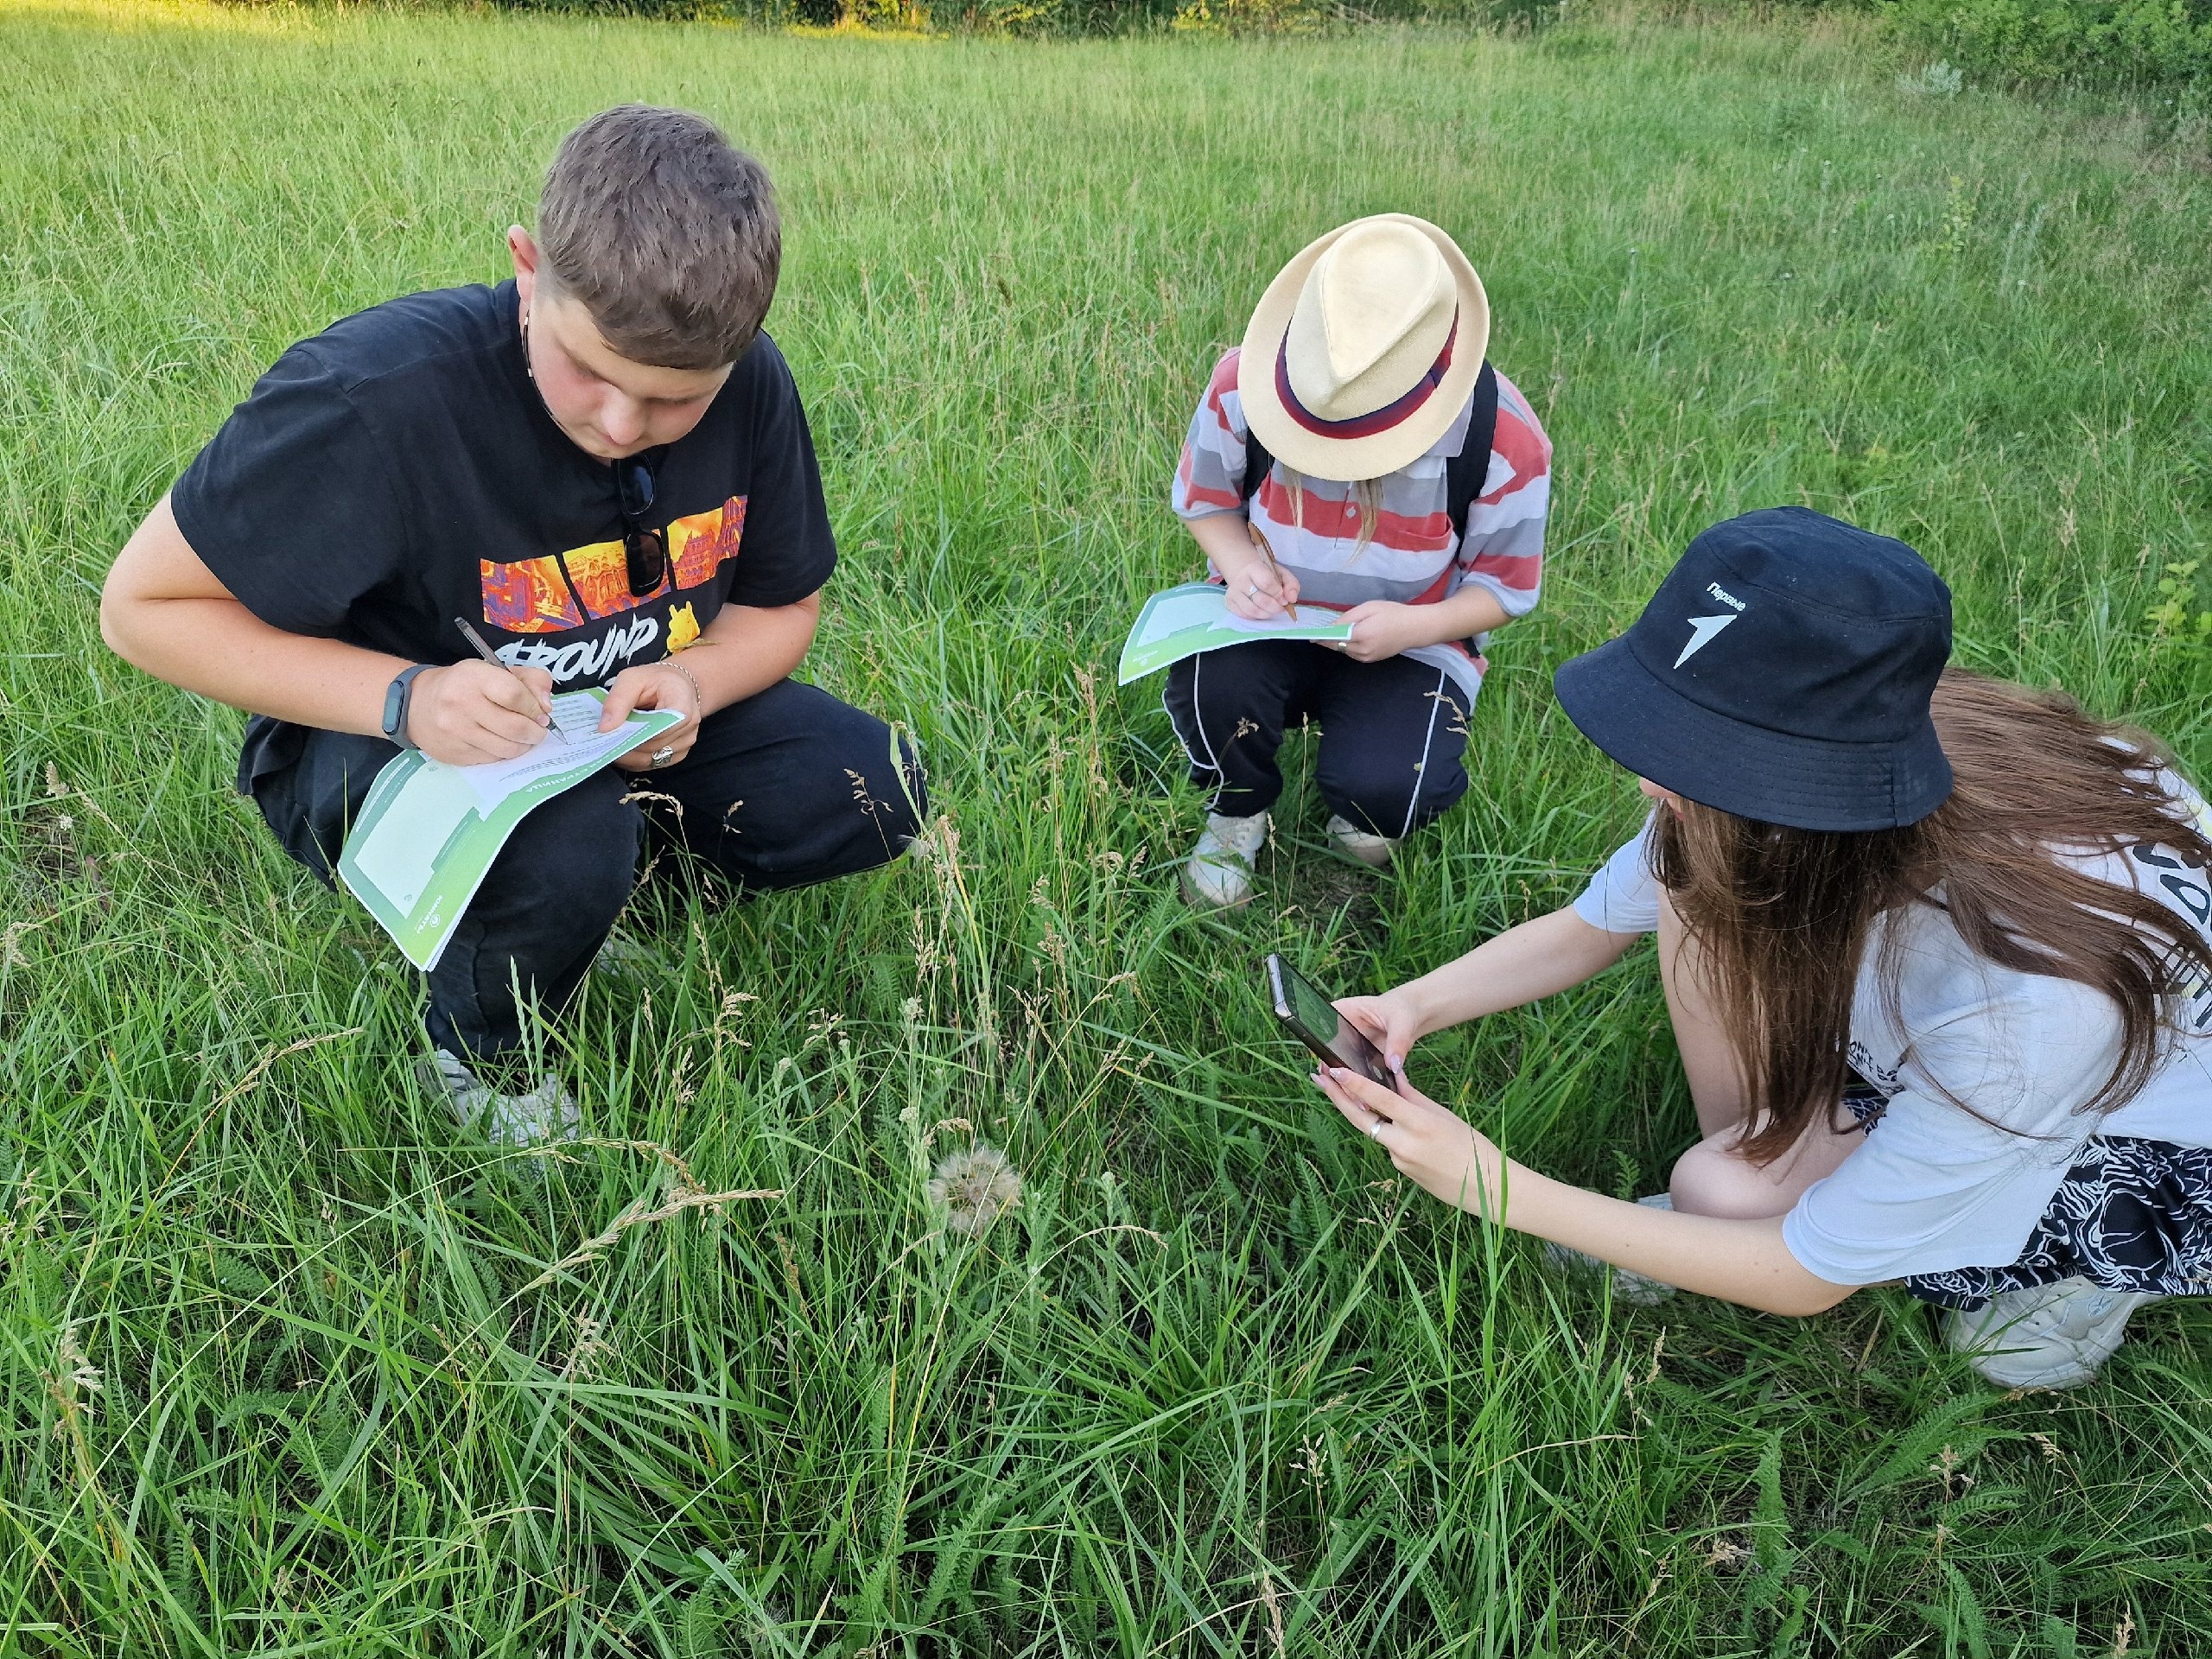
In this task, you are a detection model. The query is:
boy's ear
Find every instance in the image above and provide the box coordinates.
[507,226,541,304]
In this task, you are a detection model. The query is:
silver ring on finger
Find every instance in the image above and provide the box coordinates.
[1367,1118,1386,1141]
[649,745,677,768]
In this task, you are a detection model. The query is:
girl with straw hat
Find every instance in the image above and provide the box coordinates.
[1317,509,2212,1389]
[1166,214,1553,906]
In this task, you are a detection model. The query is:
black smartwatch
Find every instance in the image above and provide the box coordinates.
[381,664,432,751]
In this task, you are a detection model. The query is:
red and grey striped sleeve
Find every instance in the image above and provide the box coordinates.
[1171,349,1249,519]
[1453,370,1551,619]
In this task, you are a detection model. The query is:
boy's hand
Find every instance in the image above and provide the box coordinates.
[407,661,554,766]
[602,659,703,771]
[1334,601,1437,663]
[1335,989,1429,1075]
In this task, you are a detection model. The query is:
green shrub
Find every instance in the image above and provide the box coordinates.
[469,0,1501,30]
[1884,0,2212,88]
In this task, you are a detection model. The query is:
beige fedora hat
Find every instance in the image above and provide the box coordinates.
[1237,213,1490,483]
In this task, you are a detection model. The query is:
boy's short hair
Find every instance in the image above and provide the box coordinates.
[537,105,780,372]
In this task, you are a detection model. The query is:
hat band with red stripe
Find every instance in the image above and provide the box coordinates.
[1274,312,1458,441]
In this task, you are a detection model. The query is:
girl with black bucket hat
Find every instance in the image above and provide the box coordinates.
[1316,506,2212,1389]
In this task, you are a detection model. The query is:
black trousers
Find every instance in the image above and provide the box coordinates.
[248,678,925,1059]
[1162,639,1472,837]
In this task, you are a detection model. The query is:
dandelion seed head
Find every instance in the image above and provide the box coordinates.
[926,1144,1022,1239]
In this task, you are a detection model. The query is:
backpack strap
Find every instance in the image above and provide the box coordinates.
[1239,360,1500,545]
[1240,429,1275,509]
[1444,361,1500,548]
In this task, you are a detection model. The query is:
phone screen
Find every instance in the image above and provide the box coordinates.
[1265,955,1393,1085]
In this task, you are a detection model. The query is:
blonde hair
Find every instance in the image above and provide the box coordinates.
[1280,467,1380,556]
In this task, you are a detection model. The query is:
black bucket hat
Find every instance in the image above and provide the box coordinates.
[1553,507,1954,832]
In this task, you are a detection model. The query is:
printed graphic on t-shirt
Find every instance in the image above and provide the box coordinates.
[2127,841,2212,1033]
[480,496,747,634]
[473,495,746,686]
[1846,1040,1904,1100]
[496,612,666,686]
[667,601,701,652]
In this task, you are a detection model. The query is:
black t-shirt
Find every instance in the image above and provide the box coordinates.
[173,279,836,781]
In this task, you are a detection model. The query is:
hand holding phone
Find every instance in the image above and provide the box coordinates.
[1265,954,1395,1087]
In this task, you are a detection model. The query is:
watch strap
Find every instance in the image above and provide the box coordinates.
[383,664,432,750]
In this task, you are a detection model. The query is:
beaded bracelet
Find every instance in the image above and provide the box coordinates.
[668,656,705,719]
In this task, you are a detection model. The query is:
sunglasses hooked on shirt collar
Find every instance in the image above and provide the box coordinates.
[615,457,669,598]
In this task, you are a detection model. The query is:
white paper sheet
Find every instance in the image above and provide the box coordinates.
[457,692,658,812]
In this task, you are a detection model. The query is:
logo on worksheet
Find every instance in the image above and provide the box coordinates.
[478,496,743,685]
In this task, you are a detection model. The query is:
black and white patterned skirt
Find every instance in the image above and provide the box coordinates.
[1844,1086,2212,1311]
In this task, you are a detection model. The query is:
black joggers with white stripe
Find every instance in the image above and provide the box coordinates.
[1163,639,1471,839]
[246,678,925,1061]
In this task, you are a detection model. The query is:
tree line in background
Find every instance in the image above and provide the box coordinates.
[1878,0,2212,93]
[251,0,2212,149]
[632,0,1530,35]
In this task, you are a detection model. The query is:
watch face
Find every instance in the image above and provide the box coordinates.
[384,674,408,741]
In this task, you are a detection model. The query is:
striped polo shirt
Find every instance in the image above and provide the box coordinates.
[1171,347,1552,701]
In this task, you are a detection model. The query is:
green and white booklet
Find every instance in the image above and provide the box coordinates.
[1116,581,1353,684]
[337,688,683,971]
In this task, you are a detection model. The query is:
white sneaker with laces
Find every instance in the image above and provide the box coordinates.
[1182,810,1269,908]
[1542,1192,1677,1305]
[420,1047,581,1148]
[1326,814,1398,868]
[1943,1275,2160,1389]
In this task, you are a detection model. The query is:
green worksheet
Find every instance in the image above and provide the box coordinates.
[1116,582,1353,684]
[337,688,683,970]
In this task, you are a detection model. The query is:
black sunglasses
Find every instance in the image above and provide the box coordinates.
[615,459,669,598]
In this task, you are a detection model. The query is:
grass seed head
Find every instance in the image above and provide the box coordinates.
[48,1322,103,1434]
[927,1144,1022,1239]
[560,1314,614,1382]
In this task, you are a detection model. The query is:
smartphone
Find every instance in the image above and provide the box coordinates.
[1264,953,1394,1087]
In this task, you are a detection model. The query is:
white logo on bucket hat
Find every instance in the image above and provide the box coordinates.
[1673,613,1738,669]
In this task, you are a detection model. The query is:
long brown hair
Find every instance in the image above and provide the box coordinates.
[1652,669,2212,1164]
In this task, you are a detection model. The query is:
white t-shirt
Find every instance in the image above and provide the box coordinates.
[1573,800,2212,1285]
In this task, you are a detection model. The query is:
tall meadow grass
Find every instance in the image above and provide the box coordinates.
[2,3,2209,1651]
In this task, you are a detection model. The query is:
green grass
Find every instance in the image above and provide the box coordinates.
[4,3,2211,1652]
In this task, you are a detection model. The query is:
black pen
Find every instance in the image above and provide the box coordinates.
[453,616,564,743]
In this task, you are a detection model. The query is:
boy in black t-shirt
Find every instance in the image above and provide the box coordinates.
[102,105,925,1142]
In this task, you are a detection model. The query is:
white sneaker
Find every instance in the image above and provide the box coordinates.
[1326,814,1397,869]
[1944,1275,2161,1389]
[1182,810,1268,908]
[1542,1192,1677,1305]
[592,926,665,983]
[419,1047,581,1148]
